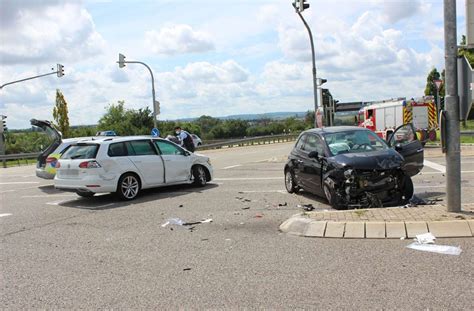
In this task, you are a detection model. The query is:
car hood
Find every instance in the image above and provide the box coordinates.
[328,149,403,170]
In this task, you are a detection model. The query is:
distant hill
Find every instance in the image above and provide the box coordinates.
[177,111,307,122]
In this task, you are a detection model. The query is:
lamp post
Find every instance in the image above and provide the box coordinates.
[292,0,318,128]
[117,53,158,129]
[0,64,64,90]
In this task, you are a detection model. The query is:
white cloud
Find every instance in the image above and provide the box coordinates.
[0,0,106,65]
[145,24,214,55]
[376,0,423,24]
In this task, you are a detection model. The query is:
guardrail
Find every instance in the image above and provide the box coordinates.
[0,134,299,168]
[0,152,40,168]
[196,134,298,150]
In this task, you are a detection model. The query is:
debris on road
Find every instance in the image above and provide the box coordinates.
[241,206,250,210]
[406,243,462,256]
[178,204,184,208]
[414,232,436,244]
[254,213,264,218]
[183,268,192,271]
[278,202,288,207]
[404,195,442,207]
[161,218,213,228]
[297,204,315,211]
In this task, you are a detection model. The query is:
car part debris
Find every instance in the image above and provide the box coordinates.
[298,204,315,211]
[241,207,250,210]
[254,213,264,218]
[406,243,462,256]
[278,202,288,207]
[183,268,192,271]
[161,218,212,227]
[414,232,436,244]
[406,195,442,207]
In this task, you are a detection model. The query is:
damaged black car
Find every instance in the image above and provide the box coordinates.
[284,124,424,209]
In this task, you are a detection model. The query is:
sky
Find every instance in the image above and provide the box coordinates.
[0,0,469,129]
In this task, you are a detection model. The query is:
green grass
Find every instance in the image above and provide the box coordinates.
[425,120,474,145]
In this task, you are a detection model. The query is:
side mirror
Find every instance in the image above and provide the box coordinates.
[308,151,319,159]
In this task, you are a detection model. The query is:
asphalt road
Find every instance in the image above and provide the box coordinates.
[1,143,473,309]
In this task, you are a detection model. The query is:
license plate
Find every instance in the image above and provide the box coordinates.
[59,169,79,178]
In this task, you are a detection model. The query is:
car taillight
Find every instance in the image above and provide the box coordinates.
[46,157,56,163]
[79,161,101,169]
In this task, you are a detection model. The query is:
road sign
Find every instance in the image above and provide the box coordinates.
[151,128,160,137]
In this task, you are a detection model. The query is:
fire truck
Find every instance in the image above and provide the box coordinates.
[358,96,438,142]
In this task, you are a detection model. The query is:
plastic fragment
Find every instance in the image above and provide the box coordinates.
[414,232,436,244]
[161,218,184,227]
[406,242,462,256]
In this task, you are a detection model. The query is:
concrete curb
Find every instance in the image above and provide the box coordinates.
[279,215,474,239]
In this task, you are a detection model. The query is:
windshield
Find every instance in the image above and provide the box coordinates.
[61,144,99,159]
[324,130,388,156]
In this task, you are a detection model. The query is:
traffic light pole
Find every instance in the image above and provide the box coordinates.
[295,10,318,128]
[118,59,158,129]
[443,0,461,212]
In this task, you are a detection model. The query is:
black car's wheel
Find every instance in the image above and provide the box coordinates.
[192,165,207,187]
[401,175,414,202]
[285,169,298,193]
[323,181,345,210]
[76,190,95,198]
[116,173,141,200]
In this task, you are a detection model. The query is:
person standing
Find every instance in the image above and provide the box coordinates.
[175,126,195,152]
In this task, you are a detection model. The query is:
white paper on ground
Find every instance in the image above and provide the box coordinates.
[414,232,436,244]
[406,242,462,255]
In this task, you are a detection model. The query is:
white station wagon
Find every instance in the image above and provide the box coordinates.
[54,136,213,200]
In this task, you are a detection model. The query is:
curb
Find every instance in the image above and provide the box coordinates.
[279,215,474,239]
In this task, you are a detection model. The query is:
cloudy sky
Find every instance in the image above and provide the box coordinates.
[0,0,468,129]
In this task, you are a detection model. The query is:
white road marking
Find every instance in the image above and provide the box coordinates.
[0,186,44,194]
[423,160,446,173]
[22,194,76,198]
[0,213,12,218]
[238,190,287,193]
[0,182,39,185]
[421,170,474,174]
[214,177,281,181]
[223,164,242,170]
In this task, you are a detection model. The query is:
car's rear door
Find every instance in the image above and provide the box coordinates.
[388,123,424,176]
[153,140,192,183]
[290,134,308,188]
[126,140,164,186]
[30,119,62,168]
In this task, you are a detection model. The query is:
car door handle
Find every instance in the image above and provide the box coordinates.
[297,160,303,163]
[416,148,423,153]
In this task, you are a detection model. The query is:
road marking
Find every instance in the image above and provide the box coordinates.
[214,177,281,181]
[223,164,242,170]
[238,190,287,193]
[0,182,39,185]
[0,213,12,218]
[423,160,446,173]
[22,194,76,198]
[421,170,474,174]
[0,186,43,194]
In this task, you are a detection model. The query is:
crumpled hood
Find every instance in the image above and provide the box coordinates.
[329,149,403,170]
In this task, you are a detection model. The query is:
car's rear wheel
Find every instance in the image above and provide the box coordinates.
[116,173,141,200]
[192,165,207,187]
[76,190,95,198]
[285,169,298,193]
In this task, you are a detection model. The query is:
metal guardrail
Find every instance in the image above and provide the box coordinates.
[0,152,40,168]
[0,134,299,167]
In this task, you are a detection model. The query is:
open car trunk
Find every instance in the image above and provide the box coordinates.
[30,119,62,168]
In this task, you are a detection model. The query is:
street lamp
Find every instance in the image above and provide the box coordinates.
[292,0,318,128]
[117,53,158,129]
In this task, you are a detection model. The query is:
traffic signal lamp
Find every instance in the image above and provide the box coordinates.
[118,53,126,68]
[299,0,310,12]
[57,64,64,77]
[1,115,7,133]
[317,78,327,86]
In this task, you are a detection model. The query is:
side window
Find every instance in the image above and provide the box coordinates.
[108,142,127,157]
[305,135,325,155]
[295,135,307,151]
[390,124,417,147]
[154,140,185,156]
[128,140,156,156]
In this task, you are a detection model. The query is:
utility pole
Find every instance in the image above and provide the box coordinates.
[117,53,158,129]
[443,0,461,212]
[292,0,318,128]
[0,64,65,90]
[0,115,6,168]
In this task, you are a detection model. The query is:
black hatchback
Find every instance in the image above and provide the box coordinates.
[284,124,424,209]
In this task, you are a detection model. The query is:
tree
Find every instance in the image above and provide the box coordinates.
[97,100,154,136]
[52,89,70,138]
[459,35,474,66]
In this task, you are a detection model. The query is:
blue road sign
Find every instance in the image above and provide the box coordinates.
[151,128,160,137]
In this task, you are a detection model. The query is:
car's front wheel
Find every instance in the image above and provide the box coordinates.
[285,169,298,193]
[323,180,345,210]
[192,165,207,187]
[116,173,141,200]
[401,175,414,202]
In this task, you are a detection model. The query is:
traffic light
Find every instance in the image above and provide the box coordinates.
[298,0,310,12]
[154,100,161,115]
[57,64,64,77]
[317,78,327,86]
[118,53,126,68]
[0,115,7,133]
